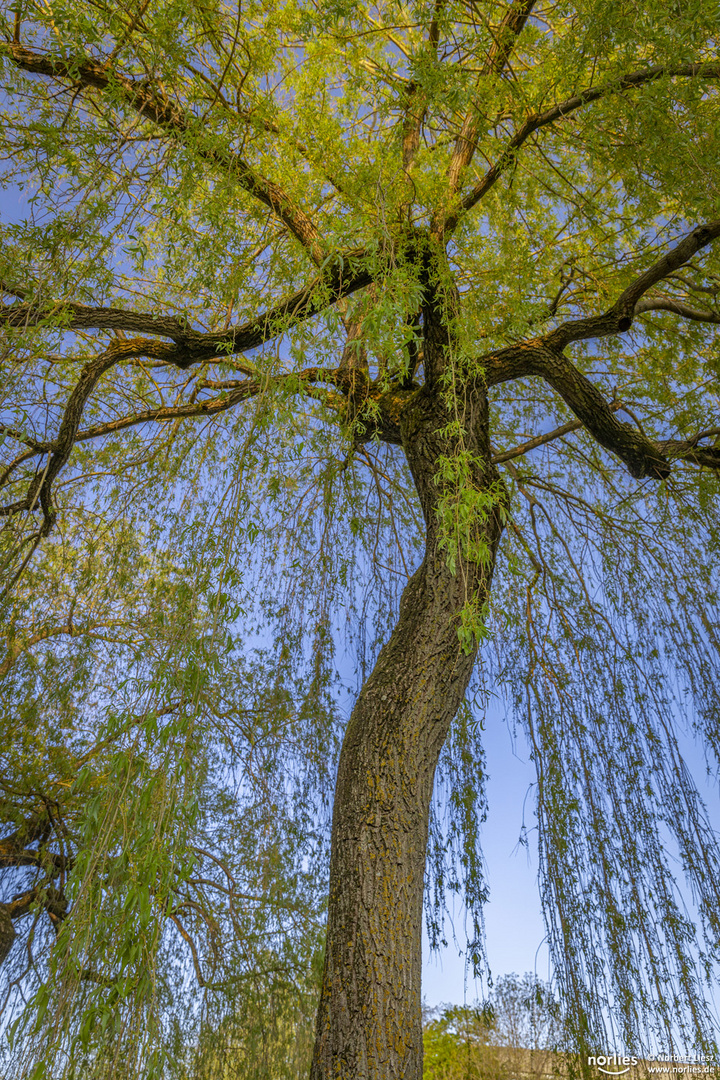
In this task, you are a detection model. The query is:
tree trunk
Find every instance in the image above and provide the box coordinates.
[311,369,505,1078]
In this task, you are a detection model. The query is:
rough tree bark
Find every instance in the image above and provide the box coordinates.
[311,285,505,1079]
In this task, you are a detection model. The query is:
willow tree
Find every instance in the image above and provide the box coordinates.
[1,0,720,1077]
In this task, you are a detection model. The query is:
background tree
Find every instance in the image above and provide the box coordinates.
[423,974,560,1080]
[1,1,720,1078]
[0,512,332,1079]
[423,1003,502,1080]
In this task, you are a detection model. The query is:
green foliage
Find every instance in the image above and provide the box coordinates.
[423,1005,500,1080]
[423,975,561,1080]
[0,0,719,1072]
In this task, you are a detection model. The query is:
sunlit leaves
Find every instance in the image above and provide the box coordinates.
[1,0,720,1072]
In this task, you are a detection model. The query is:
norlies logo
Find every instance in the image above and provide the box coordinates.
[589,1055,639,1075]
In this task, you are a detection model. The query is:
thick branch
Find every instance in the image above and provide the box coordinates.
[446,0,537,194]
[634,296,720,323]
[544,220,720,347]
[6,43,327,263]
[0,251,374,367]
[441,62,720,235]
[484,344,669,478]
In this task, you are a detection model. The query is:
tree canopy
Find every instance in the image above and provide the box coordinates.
[1,1,720,1077]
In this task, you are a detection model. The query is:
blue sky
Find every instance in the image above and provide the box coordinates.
[422,702,549,1008]
[0,172,550,1009]
[4,151,720,1037]
[421,693,720,1020]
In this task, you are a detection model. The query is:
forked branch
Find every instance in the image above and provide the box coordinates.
[0,251,374,368]
[544,220,720,347]
[0,342,141,531]
[485,344,670,478]
[441,62,720,235]
[446,0,537,194]
[480,219,720,479]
